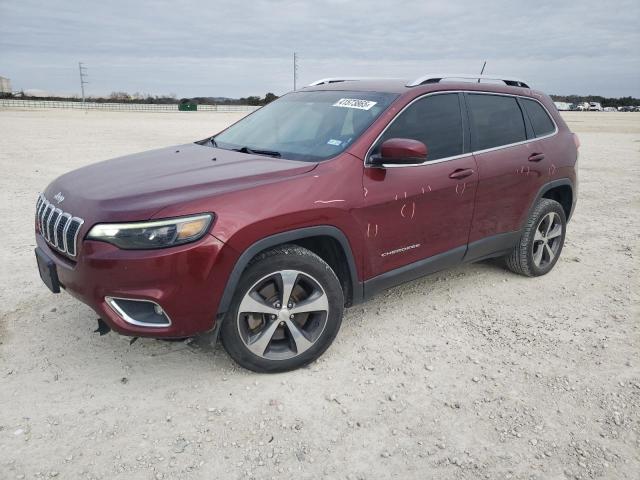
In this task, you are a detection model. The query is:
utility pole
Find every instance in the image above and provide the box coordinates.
[78,62,88,106]
[293,52,298,91]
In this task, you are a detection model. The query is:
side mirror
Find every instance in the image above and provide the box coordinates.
[369,138,428,166]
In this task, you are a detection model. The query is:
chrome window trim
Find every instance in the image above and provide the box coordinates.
[518,97,558,139]
[364,90,558,169]
[105,296,173,328]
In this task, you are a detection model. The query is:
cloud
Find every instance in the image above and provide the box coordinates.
[1,0,638,97]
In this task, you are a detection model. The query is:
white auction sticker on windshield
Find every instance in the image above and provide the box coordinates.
[333,98,377,110]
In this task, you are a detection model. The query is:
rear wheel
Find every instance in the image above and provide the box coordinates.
[220,245,344,372]
[505,198,566,276]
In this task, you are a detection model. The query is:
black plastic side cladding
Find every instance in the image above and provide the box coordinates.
[216,226,363,317]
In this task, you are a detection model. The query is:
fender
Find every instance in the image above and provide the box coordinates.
[216,225,362,317]
[522,178,575,228]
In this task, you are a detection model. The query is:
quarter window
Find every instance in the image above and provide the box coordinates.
[521,98,555,137]
[374,93,463,161]
[467,94,526,150]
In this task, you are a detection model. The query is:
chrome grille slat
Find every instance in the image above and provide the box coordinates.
[56,213,71,251]
[36,194,84,258]
[48,209,60,241]
[43,205,54,241]
[65,218,83,256]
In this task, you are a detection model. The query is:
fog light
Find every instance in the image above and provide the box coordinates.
[106,297,171,327]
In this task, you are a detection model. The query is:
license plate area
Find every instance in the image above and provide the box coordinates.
[35,247,61,293]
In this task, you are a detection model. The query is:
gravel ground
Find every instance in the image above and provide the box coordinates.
[0,109,638,480]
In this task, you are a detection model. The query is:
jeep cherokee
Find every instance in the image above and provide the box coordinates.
[35,74,579,372]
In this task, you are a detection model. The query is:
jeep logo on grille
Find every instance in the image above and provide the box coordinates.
[53,192,65,204]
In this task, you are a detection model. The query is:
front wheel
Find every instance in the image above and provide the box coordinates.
[505,198,567,277]
[220,245,344,373]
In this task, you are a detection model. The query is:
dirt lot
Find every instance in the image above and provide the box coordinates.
[0,109,638,480]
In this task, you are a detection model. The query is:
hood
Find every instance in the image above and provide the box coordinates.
[44,143,317,222]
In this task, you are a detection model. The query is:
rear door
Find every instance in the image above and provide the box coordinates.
[466,93,551,244]
[357,93,478,278]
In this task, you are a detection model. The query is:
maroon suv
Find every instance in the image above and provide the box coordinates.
[35,74,579,372]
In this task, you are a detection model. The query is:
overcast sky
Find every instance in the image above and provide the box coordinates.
[1,0,639,98]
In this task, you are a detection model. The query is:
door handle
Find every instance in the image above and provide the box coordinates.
[528,153,545,162]
[449,168,474,180]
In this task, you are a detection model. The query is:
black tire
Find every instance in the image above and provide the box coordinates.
[505,198,567,277]
[220,244,344,373]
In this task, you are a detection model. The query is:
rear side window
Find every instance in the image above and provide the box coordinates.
[467,94,526,150]
[375,93,463,161]
[521,98,555,137]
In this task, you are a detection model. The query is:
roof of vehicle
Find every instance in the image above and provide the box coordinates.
[301,76,545,98]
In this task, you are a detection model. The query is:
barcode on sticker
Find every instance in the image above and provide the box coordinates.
[333,98,377,110]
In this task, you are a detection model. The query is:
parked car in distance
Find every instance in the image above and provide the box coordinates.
[588,102,603,111]
[35,74,579,372]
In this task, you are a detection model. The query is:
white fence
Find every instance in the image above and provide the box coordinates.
[0,99,260,112]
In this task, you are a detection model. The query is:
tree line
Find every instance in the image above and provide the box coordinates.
[550,95,639,108]
[3,90,636,108]
[1,91,279,105]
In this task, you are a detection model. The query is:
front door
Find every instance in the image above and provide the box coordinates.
[355,93,478,279]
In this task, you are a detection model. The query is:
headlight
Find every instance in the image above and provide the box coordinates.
[87,214,213,249]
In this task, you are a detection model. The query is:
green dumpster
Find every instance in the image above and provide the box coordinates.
[178,100,197,111]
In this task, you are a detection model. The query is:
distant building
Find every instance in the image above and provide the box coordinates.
[0,76,11,94]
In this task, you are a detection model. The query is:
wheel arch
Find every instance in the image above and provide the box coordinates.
[541,182,573,220]
[523,178,575,229]
[216,226,362,317]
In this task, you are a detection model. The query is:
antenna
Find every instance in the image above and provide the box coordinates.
[293,52,298,91]
[478,61,486,83]
[78,62,88,106]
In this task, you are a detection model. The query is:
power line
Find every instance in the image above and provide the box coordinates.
[78,62,88,105]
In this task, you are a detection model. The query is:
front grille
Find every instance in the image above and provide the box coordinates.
[36,194,84,257]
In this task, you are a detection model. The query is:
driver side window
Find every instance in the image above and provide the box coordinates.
[373,93,464,162]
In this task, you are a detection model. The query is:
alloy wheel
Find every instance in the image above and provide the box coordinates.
[237,270,329,360]
[532,212,563,268]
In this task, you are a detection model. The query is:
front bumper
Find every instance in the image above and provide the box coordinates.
[35,233,235,338]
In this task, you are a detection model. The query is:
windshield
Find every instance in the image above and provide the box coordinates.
[213,90,398,161]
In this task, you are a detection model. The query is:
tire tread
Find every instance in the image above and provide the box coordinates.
[505,198,564,277]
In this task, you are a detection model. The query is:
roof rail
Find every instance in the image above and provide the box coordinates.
[307,77,391,86]
[407,73,530,88]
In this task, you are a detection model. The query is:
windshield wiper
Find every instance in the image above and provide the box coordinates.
[232,146,281,157]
